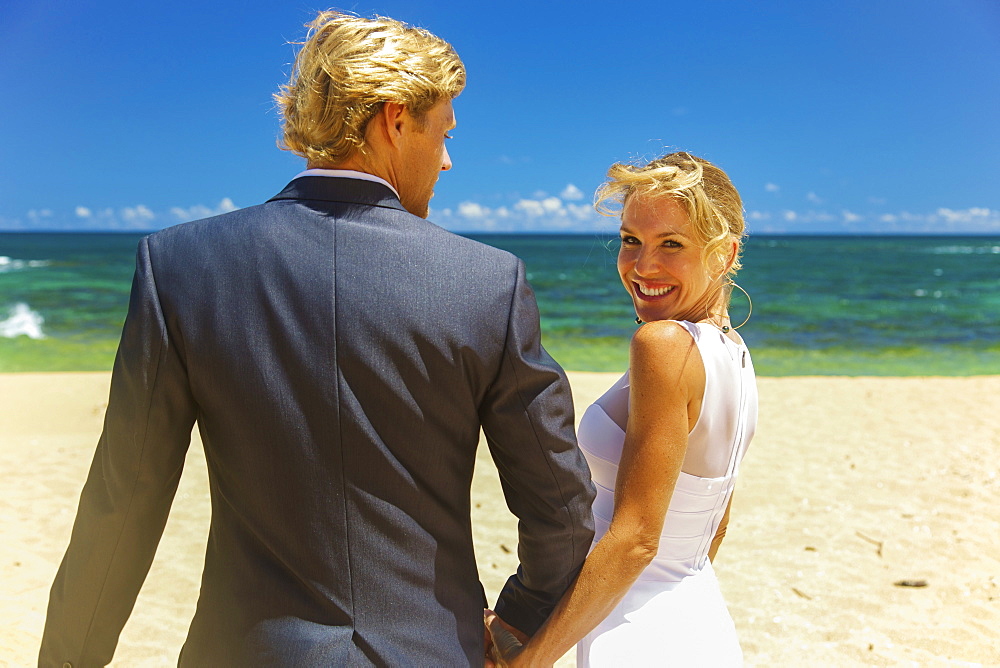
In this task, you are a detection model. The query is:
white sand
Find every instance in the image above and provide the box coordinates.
[2,372,998,665]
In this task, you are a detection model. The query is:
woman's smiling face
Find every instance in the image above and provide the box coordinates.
[617,194,722,324]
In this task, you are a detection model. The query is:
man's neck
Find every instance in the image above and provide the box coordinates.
[308,157,359,170]
[307,154,378,177]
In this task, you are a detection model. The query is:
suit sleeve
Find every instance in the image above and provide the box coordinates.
[481,260,596,636]
[39,237,198,668]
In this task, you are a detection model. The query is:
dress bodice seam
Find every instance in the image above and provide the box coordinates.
[582,403,733,484]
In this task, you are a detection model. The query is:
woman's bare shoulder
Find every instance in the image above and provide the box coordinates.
[629,321,705,398]
[630,320,696,358]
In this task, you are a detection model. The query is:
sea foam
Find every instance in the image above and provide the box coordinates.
[928,244,1000,255]
[0,303,46,339]
[0,256,51,273]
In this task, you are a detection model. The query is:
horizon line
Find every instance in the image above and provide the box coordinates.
[2,229,999,238]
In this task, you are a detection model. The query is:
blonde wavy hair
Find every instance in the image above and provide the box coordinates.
[596,152,746,278]
[274,11,466,165]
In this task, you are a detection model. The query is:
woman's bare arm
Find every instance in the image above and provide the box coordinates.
[502,321,705,666]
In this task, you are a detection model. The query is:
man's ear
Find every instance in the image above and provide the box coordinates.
[380,102,407,146]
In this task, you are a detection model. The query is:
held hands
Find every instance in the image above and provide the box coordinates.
[483,609,528,667]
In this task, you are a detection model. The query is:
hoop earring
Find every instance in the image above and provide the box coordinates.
[722,282,752,332]
[635,316,643,325]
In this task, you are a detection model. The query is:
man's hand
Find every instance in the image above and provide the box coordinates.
[483,609,528,667]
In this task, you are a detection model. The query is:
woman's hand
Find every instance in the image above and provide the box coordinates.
[484,609,527,667]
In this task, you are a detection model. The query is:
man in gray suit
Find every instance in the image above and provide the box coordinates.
[39,10,594,667]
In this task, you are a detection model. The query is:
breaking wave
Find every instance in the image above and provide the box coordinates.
[0,303,46,339]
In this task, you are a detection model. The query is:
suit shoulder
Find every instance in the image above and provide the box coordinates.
[151,203,269,237]
[144,203,275,253]
[420,223,521,269]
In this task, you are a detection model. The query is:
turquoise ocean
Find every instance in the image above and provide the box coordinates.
[1,232,998,375]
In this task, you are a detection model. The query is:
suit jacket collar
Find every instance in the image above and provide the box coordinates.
[268,176,408,214]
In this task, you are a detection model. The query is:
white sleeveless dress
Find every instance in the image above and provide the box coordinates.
[576,321,757,666]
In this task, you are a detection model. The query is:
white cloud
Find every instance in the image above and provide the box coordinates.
[431,191,609,232]
[929,207,1000,233]
[936,207,992,224]
[3,197,242,231]
[560,184,584,201]
[514,199,545,218]
[515,196,564,218]
[10,188,997,236]
[742,205,1000,234]
[170,198,240,223]
[457,201,490,219]
[765,183,780,193]
[514,199,546,218]
[566,203,595,221]
[172,206,203,221]
[541,197,563,213]
[122,205,155,224]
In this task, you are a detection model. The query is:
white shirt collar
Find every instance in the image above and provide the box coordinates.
[293,168,399,198]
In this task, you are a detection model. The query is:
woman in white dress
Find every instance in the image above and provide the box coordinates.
[487,152,757,666]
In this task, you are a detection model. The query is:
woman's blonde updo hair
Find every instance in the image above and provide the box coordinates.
[596,152,746,278]
[275,11,466,165]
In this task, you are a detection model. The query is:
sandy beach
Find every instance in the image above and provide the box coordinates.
[2,371,998,666]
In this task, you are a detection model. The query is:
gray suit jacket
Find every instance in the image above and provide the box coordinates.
[39,176,595,667]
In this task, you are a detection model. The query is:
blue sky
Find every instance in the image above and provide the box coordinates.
[2,0,998,234]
